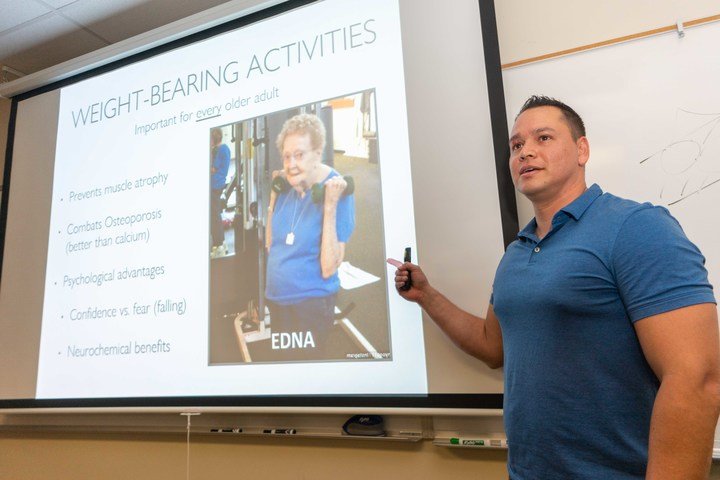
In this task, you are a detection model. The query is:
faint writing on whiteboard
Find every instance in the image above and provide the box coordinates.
[640,110,720,205]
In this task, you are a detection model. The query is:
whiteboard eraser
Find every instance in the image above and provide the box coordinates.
[342,415,385,436]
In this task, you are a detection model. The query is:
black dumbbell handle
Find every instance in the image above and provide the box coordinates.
[272,175,354,202]
[311,176,354,203]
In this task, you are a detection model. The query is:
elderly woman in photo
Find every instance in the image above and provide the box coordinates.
[265,113,355,359]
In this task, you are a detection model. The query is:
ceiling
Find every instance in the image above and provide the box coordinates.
[0,0,235,80]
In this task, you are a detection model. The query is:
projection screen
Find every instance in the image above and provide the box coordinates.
[0,0,516,412]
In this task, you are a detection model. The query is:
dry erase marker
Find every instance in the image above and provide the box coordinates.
[449,438,507,447]
[263,428,296,434]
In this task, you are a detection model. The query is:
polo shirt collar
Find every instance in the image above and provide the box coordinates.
[517,218,538,241]
[517,184,603,241]
[560,183,603,221]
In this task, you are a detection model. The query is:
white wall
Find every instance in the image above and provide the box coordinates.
[497,0,719,65]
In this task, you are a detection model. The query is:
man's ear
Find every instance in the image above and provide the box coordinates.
[577,136,590,167]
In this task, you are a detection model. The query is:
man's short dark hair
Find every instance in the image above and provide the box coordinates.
[516,95,586,140]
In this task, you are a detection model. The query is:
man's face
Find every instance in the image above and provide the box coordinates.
[509,106,588,203]
[282,133,321,191]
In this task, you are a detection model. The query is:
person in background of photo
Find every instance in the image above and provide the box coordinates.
[210,127,230,258]
[265,113,355,359]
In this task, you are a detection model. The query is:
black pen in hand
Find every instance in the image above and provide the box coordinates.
[399,247,412,291]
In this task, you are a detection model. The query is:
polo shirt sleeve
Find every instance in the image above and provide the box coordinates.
[611,206,716,323]
[336,193,355,243]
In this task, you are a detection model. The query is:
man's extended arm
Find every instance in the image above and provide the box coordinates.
[635,302,720,479]
[389,261,503,368]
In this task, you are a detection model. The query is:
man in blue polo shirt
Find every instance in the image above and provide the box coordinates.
[390,96,720,479]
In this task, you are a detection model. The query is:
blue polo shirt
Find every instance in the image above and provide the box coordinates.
[491,184,715,480]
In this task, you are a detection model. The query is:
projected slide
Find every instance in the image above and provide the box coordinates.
[35,0,425,398]
[207,90,391,364]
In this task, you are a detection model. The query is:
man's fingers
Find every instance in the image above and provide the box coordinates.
[388,258,415,292]
[386,258,402,269]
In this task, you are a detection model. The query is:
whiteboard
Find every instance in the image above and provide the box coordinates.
[502,19,720,450]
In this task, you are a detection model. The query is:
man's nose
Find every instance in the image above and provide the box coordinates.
[519,145,534,160]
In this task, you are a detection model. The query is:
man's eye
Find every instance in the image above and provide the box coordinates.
[539,135,550,141]
[511,143,522,151]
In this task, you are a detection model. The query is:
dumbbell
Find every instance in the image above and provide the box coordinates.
[311,176,354,203]
[271,175,292,194]
[272,175,354,203]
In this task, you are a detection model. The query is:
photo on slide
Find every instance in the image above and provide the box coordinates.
[207,89,391,364]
